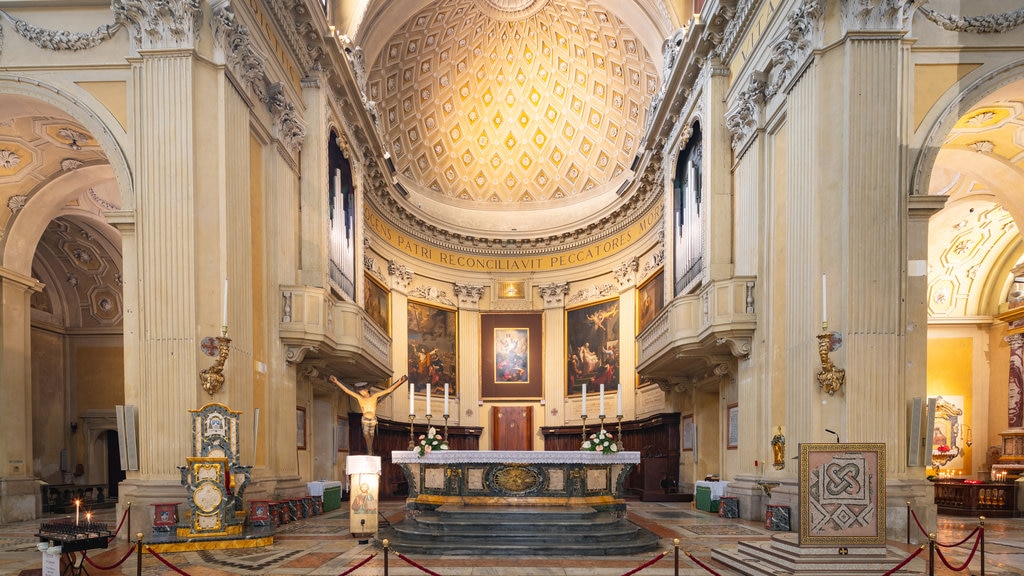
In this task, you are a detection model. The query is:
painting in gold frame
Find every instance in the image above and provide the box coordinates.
[407,300,457,395]
[566,297,620,395]
[799,443,886,546]
[637,269,664,334]
[363,274,389,335]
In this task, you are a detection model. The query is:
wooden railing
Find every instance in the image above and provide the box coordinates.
[933,480,1018,518]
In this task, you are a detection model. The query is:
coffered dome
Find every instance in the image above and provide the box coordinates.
[364,0,660,232]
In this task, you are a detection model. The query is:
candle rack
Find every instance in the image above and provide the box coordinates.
[816,324,845,395]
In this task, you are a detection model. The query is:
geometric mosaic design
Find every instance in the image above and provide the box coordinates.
[367,0,658,204]
[800,443,886,545]
[681,524,765,536]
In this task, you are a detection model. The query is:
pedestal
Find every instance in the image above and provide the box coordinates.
[151,502,180,533]
[765,504,791,531]
[718,496,739,518]
[249,500,271,527]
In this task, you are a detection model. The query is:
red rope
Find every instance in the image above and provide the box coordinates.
[909,508,928,537]
[935,531,982,573]
[146,546,192,575]
[394,551,443,576]
[108,507,131,541]
[620,550,668,576]
[337,553,376,576]
[684,551,723,576]
[935,525,980,548]
[83,544,136,570]
[881,546,925,576]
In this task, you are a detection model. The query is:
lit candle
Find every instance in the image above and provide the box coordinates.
[85,512,91,524]
[426,384,431,416]
[409,382,415,416]
[617,386,622,416]
[821,273,827,327]
[581,383,587,417]
[75,499,80,525]
[599,383,605,417]
[444,383,450,416]
[222,278,229,328]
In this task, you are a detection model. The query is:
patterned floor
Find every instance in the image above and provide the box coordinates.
[1,500,1021,575]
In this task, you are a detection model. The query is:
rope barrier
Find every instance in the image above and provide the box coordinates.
[934,525,980,548]
[108,507,131,541]
[84,543,137,570]
[881,545,925,576]
[146,546,192,575]
[684,551,723,576]
[909,508,928,537]
[337,553,377,576]
[619,550,668,576]
[935,531,982,573]
[394,550,443,576]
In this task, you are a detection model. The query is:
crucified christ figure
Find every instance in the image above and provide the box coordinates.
[330,375,409,455]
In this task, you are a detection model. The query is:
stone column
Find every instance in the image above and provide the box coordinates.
[454,284,484,427]
[0,268,43,522]
[539,283,569,424]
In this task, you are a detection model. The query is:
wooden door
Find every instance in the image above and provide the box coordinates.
[492,406,533,451]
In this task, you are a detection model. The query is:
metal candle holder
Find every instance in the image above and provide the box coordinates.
[581,414,588,441]
[407,415,415,449]
[616,415,624,450]
[443,413,449,442]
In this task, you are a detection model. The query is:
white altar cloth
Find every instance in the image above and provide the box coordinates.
[306,480,342,497]
[391,449,640,465]
[695,480,729,499]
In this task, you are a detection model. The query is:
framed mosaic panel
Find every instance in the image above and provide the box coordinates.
[407,300,458,395]
[566,297,620,396]
[799,443,886,546]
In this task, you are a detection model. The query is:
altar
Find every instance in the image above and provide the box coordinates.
[385,450,659,555]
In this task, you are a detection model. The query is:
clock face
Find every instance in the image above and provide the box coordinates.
[194,482,223,513]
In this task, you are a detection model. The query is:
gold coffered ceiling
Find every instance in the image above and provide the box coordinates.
[366,0,659,207]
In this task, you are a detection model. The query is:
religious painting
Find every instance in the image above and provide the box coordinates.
[637,269,665,334]
[799,443,886,546]
[482,313,543,399]
[682,414,694,451]
[566,298,620,396]
[337,416,349,452]
[296,407,306,450]
[363,274,389,334]
[726,404,739,449]
[407,300,458,395]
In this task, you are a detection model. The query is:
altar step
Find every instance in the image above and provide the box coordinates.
[711,533,925,575]
[382,505,660,556]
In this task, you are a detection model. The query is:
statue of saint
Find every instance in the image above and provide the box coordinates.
[771,427,786,470]
[330,375,408,455]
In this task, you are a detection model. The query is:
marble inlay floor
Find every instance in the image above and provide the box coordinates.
[1,500,1021,575]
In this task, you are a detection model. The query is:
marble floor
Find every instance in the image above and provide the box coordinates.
[1,500,1021,576]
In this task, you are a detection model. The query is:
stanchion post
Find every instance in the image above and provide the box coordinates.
[136,532,144,576]
[905,501,910,545]
[979,516,985,576]
[126,501,131,542]
[674,538,679,576]
[383,538,389,576]
[928,532,935,576]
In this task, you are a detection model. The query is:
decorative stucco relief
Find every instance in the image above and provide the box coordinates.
[112,0,203,50]
[0,11,122,51]
[918,5,1024,34]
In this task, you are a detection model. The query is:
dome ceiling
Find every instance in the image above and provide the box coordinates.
[365,0,660,213]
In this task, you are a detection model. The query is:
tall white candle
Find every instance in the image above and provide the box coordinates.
[581,383,587,417]
[222,278,229,327]
[75,499,80,525]
[599,383,605,416]
[444,383,450,416]
[617,386,622,416]
[821,273,827,326]
[426,385,431,416]
[409,383,415,416]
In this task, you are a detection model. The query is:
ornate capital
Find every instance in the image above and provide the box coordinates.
[613,256,640,289]
[538,282,569,308]
[453,283,485,308]
[725,73,767,150]
[211,4,267,102]
[112,0,203,51]
[388,260,413,292]
[841,0,911,32]
[765,0,823,100]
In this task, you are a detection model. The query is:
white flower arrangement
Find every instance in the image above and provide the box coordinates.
[581,428,617,454]
[414,426,449,456]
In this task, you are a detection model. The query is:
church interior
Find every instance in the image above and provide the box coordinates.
[2,0,1024,571]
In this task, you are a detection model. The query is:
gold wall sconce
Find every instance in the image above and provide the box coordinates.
[816,324,845,395]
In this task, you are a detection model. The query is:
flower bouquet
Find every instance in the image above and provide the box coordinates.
[581,428,617,454]
[414,426,449,456]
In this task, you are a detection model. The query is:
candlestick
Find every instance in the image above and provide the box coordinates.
[616,386,622,416]
[599,383,605,417]
[581,383,587,417]
[222,278,228,328]
[444,383,449,416]
[426,385,431,416]
[409,382,415,416]
[408,414,415,449]
[443,413,449,443]
[616,414,624,450]
[581,414,588,441]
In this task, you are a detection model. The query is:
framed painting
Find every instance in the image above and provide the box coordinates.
[407,300,458,395]
[566,298,620,396]
[682,414,694,451]
[726,404,739,449]
[799,443,886,546]
[296,406,307,450]
[481,313,543,399]
[637,269,664,334]
[337,416,349,452]
[363,274,389,335]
